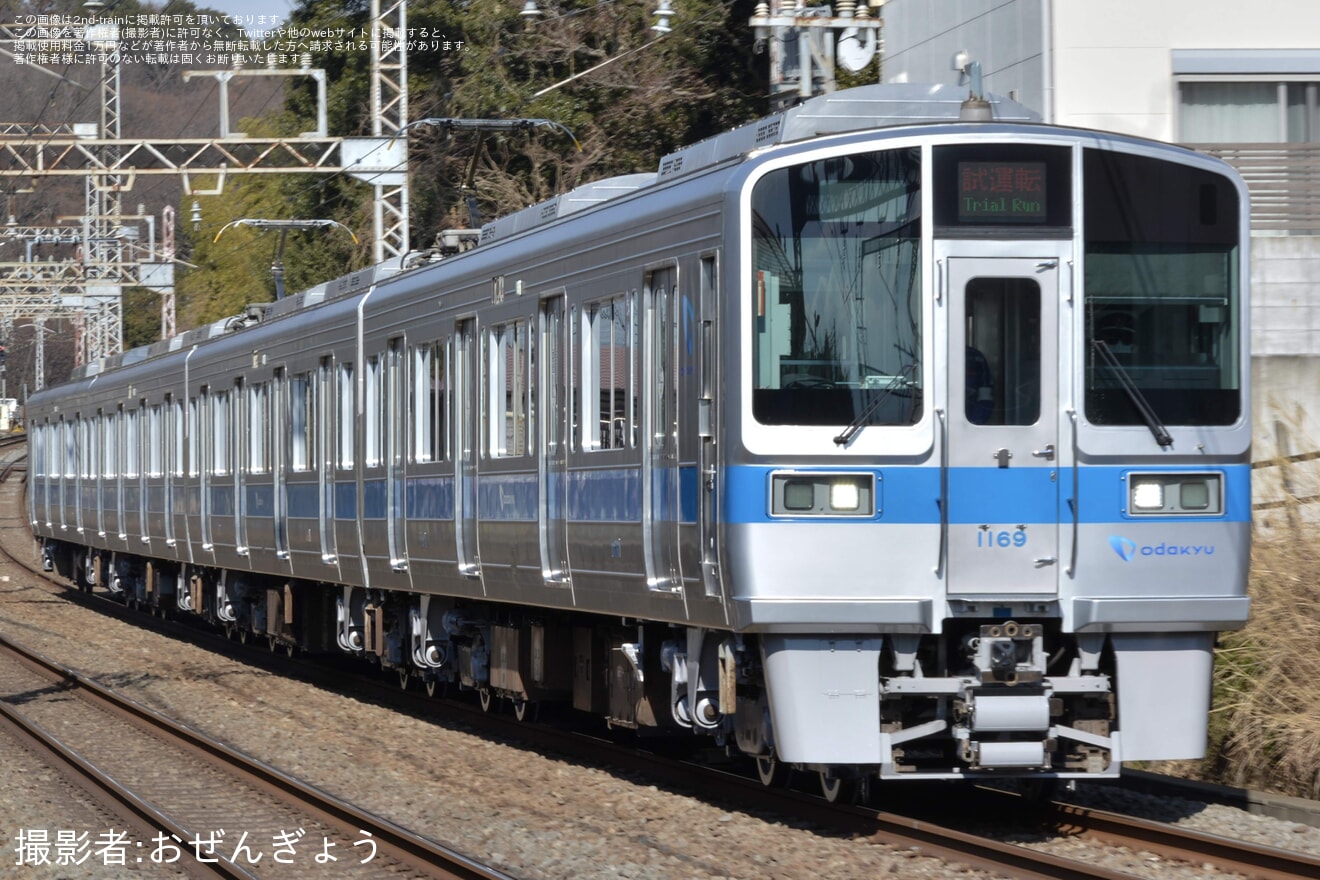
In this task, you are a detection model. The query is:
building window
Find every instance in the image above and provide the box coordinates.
[1180,81,1320,143]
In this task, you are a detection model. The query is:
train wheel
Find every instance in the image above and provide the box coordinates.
[268,636,278,653]
[513,698,535,722]
[285,642,295,658]
[397,668,410,690]
[425,678,446,699]
[478,687,493,713]
[755,753,790,788]
[223,623,236,640]
[818,770,857,805]
[238,627,249,645]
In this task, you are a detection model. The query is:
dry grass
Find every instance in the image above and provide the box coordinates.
[1176,522,1320,798]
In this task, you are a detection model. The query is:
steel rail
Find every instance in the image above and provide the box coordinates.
[0,634,513,880]
[1050,801,1320,880]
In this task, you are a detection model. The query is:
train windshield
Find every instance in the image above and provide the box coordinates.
[750,148,923,426]
[1083,149,1242,426]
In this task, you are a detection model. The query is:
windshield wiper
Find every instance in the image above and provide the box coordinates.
[833,362,918,446]
[1090,339,1173,449]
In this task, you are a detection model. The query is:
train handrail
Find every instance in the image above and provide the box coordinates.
[1066,409,1079,577]
[934,407,947,578]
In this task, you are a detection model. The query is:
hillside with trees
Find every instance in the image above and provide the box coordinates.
[0,0,792,379]
[185,0,771,329]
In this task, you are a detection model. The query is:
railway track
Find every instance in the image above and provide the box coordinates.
[4,435,1320,879]
[0,632,515,879]
[1043,800,1320,880]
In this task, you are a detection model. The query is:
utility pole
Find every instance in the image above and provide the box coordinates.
[749,1,883,111]
[0,5,410,366]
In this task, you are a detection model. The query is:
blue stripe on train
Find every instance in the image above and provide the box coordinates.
[723,464,1250,525]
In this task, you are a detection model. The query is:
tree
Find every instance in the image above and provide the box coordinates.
[174,0,768,322]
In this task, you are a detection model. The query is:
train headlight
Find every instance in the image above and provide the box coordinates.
[771,472,875,517]
[1130,479,1164,511]
[830,480,860,511]
[1126,473,1223,516]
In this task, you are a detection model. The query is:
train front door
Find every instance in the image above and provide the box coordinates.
[944,255,1063,596]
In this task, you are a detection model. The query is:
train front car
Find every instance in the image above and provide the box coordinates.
[726,124,1250,784]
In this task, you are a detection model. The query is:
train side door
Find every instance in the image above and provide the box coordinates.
[643,267,681,593]
[272,369,289,559]
[385,337,407,570]
[538,294,571,586]
[234,379,248,556]
[454,318,481,578]
[164,396,175,548]
[317,357,338,565]
[197,396,211,550]
[945,256,1062,595]
[697,254,722,600]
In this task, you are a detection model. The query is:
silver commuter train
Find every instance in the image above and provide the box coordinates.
[27,85,1251,792]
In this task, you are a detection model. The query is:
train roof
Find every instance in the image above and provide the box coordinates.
[478,84,1038,246]
[74,84,1040,382]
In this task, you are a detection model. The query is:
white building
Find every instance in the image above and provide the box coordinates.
[880,0,1320,516]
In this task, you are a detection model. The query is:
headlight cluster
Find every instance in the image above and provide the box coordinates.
[1126,472,1222,515]
[772,472,875,517]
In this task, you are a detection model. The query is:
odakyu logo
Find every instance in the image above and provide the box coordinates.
[1108,536,1137,561]
[1109,535,1216,561]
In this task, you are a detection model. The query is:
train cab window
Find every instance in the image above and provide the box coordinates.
[583,294,636,450]
[750,148,923,427]
[1083,149,1242,426]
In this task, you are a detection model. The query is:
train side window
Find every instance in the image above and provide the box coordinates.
[148,405,163,477]
[386,339,404,468]
[583,295,633,451]
[104,412,117,478]
[365,356,381,467]
[76,417,88,479]
[434,340,449,462]
[337,362,354,469]
[31,423,42,477]
[569,306,579,452]
[411,344,431,462]
[212,390,230,475]
[187,398,199,477]
[291,373,312,471]
[411,340,450,463]
[248,383,268,473]
[172,399,184,477]
[489,320,531,457]
[233,379,245,475]
[124,406,141,478]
